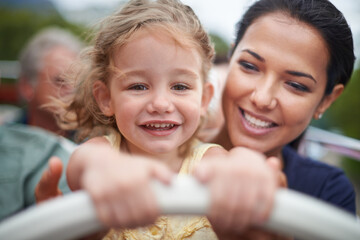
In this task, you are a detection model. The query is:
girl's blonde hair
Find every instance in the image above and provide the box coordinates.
[56,0,214,142]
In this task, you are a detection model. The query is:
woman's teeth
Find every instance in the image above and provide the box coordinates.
[244,112,273,128]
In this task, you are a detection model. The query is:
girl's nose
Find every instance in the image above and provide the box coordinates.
[146,92,174,114]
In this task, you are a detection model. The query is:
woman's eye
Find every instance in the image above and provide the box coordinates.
[171,84,190,91]
[128,84,148,91]
[286,81,310,92]
[238,61,258,72]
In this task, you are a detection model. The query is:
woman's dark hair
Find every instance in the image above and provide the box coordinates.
[231,0,355,95]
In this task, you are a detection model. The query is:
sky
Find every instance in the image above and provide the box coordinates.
[53,0,360,60]
[53,0,253,42]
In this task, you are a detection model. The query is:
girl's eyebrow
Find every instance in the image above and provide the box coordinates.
[242,49,265,62]
[171,69,200,80]
[286,70,317,83]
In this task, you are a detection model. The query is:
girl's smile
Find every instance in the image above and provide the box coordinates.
[140,121,180,137]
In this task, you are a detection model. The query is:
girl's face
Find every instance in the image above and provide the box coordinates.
[95,29,212,159]
[222,12,343,157]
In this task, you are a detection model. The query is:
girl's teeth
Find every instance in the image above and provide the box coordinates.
[145,123,174,128]
[244,112,272,128]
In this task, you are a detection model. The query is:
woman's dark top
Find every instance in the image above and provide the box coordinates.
[282,145,356,214]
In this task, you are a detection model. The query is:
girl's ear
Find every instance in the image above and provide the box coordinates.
[314,84,344,119]
[200,82,214,117]
[93,80,114,116]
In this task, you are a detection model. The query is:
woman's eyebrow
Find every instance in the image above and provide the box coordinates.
[241,49,317,83]
[286,70,317,83]
[242,49,265,62]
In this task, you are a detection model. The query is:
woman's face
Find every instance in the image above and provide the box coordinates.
[223,12,342,157]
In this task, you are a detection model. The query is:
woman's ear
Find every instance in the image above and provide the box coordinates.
[200,82,214,117]
[314,84,344,119]
[93,80,114,116]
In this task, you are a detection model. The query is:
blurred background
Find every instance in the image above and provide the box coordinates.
[0,0,359,213]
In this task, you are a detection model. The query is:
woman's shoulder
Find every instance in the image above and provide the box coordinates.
[282,145,356,214]
[282,145,344,175]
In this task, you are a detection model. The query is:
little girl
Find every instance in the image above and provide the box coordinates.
[53,0,278,238]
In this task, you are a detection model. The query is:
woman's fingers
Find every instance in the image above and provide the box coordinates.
[266,156,288,188]
[35,156,64,203]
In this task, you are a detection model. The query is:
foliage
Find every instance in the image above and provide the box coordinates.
[209,33,230,63]
[0,8,87,60]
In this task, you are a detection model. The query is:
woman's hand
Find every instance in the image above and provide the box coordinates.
[266,156,287,188]
[35,156,64,203]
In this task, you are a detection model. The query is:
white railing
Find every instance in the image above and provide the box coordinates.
[299,126,360,161]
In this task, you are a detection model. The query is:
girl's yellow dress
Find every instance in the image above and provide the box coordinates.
[103,133,219,240]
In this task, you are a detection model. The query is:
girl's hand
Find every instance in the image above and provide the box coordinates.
[68,142,174,229]
[194,147,278,234]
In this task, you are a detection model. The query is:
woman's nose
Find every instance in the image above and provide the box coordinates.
[249,82,277,110]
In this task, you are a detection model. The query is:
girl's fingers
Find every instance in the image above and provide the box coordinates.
[82,158,167,228]
[201,148,278,234]
[148,160,175,185]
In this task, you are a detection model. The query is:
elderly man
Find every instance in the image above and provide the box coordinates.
[0,27,82,220]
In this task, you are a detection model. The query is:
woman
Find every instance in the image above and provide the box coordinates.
[194,0,356,238]
[208,0,356,214]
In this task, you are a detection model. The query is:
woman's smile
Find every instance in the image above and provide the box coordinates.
[239,108,278,135]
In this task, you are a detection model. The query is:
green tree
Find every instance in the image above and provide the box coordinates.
[0,9,87,60]
[209,33,230,63]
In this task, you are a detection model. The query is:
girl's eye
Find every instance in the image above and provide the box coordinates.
[171,83,190,91]
[238,61,259,72]
[286,81,310,93]
[128,84,148,91]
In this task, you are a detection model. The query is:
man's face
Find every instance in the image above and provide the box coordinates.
[33,46,76,109]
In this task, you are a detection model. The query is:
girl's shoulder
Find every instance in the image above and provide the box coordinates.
[191,140,227,167]
[84,136,110,145]
[193,139,226,158]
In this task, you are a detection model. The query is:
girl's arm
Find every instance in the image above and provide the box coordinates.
[66,136,111,191]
